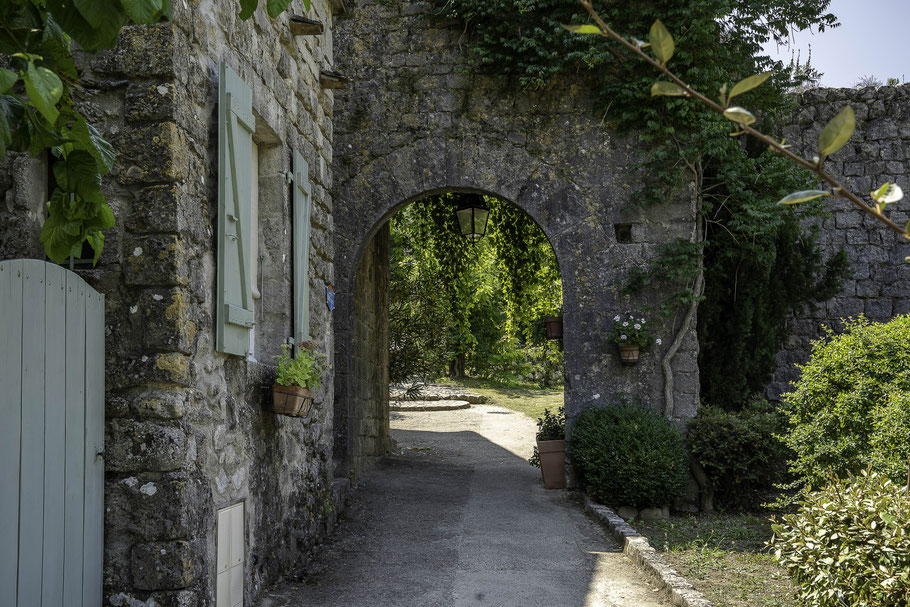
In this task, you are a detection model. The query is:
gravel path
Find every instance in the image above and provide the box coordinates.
[258,406,670,607]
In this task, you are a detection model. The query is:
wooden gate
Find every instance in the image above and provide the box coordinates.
[0,259,105,607]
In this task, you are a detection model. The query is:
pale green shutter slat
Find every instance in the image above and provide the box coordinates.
[41,264,67,607]
[63,271,86,603]
[293,150,312,348]
[18,260,46,605]
[0,260,23,606]
[217,61,255,356]
[82,287,104,607]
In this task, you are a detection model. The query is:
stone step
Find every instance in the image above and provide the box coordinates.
[389,400,471,412]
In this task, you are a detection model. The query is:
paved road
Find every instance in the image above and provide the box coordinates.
[259,406,670,607]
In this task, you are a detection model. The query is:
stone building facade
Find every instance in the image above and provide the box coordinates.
[330,0,702,474]
[3,0,345,605]
[768,84,910,399]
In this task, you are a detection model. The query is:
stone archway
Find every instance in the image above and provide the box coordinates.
[330,1,701,473]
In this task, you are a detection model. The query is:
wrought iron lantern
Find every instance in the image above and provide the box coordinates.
[455,194,490,242]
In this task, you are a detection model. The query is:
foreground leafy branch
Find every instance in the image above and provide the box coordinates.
[571,0,908,242]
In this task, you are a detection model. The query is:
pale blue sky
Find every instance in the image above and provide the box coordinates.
[763,0,909,88]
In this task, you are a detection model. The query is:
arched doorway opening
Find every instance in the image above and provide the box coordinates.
[341,188,567,473]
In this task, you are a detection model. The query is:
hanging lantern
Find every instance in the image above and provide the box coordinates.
[455,194,490,242]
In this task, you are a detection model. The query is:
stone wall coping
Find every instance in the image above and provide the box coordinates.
[582,495,716,607]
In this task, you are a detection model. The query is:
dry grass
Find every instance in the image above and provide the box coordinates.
[635,513,796,607]
[444,377,564,422]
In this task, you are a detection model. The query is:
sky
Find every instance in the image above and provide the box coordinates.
[762,0,909,88]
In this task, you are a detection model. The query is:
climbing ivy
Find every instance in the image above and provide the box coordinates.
[432,0,848,408]
[0,0,301,264]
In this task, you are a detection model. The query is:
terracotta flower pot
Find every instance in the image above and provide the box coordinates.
[619,344,640,365]
[272,384,314,417]
[536,438,566,489]
[543,316,564,340]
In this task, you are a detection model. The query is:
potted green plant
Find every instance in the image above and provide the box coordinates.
[272,342,327,417]
[608,313,657,364]
[529,407,566,489]
[543,310,564,341]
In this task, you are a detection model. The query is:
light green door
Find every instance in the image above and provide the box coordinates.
[0,259,105,607]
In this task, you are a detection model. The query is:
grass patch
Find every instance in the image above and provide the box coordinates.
[635,513,796,607]
[444,377,564,422]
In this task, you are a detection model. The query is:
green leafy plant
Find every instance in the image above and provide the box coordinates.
[769,470,910,607]
[607,313,655,349]
[780,315,910,493]
[686,399,792,509]
[571,404,688,508]
[274,343,326,390]
[0,0,301,263]
[529,406,565,467]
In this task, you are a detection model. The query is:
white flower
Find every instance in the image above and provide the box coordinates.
[620,335,628,340]
[634,323,641,329]
[640,318,646,323]
[622,321,629,327]
[614,315,621,321]
[656,338,662,345]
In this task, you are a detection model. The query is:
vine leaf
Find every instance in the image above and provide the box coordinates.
[649,20,674,64]
[818,106,855,157]
[24,62,63,125]
[52,150,102,200]
[562,24,602,35]
[69,115,116,174]
[651,81,687,97]
[238,0,258,19]
[0,68,17,94]
[722,106,756,127]
[121,0,164,24]
[777,190,831,205]
[728,72,771,101]
[266,0,295,17]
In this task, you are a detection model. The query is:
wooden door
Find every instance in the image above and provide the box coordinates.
[0,259,105,607]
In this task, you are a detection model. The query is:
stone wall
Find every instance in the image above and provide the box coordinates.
[350,224,391,473]
[0,1,344,605]
[768,84,910,399]
[330,0,702,471]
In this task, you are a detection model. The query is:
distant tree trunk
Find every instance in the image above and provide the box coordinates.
[448,354,466,378]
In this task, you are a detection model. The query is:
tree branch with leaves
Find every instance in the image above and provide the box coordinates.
[567,0,907,242]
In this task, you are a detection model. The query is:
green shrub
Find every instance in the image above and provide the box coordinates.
[571,404,688,508]
[686,400,791,508]
[770,471,910,607]
[781,315,910,491]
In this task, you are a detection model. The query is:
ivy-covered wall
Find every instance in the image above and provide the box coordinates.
[330,0,702,472]
[769,84,910,399]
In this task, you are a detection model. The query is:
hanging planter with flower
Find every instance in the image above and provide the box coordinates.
[608,313,660,365]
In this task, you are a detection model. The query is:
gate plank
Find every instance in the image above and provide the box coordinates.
[18,260,47,605]
[62,273,86,604]
[42,264,68,607]
[0,260,24,607]
[82,289,104,607]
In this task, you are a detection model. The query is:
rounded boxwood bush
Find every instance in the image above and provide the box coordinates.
[770,471,910,606]
[686,399,792,509]
[571,404,688,508]
[782,315,910,490]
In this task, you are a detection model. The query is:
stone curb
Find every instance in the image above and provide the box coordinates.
[583,496,716,607]
[389,400,472,411]
[390,393,487,404]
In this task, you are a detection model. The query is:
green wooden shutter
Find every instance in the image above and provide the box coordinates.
[293,149,312,348]
[217,62,256,356]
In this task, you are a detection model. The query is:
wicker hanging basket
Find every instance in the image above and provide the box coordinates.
[272,384,314,417]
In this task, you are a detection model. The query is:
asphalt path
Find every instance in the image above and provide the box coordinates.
[259,405,670,607]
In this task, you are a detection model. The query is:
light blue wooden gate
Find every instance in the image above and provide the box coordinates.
[0,259,105,607]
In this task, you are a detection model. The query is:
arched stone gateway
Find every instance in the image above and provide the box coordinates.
[330,1,701,473]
